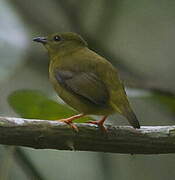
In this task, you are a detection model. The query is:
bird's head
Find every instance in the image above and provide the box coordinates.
[33,32,87,54]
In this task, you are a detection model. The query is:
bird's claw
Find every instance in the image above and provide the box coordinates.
[58,119,79,132]
[86,121,107,133]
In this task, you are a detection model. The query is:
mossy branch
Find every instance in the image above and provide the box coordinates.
[0,116,175,154]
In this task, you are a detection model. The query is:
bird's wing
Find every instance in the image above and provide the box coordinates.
[55,70,109,106]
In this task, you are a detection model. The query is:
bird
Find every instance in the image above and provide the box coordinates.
[33,32,140,131]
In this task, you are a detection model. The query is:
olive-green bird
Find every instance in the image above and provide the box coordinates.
[33,32,140,131]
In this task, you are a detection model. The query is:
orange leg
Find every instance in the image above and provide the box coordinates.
[87,116,108,132]
[58,114,84,132]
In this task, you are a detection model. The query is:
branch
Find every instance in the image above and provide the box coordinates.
[1,116,175,154]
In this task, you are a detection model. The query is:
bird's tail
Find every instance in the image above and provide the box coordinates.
[111,102,140,129]
[123,108,140,129]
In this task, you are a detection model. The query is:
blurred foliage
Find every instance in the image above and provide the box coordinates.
[128,88,175,114]
[153,93,175,113]
[8,89,93,122]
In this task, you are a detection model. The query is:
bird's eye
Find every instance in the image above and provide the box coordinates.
[54,35,61,41]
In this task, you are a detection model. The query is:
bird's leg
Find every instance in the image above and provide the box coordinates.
[58,113,85,132]
[87,116,108,132]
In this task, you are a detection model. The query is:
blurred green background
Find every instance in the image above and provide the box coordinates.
[0,0,175,179]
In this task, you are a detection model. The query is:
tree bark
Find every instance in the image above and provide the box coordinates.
[0,116,175,154]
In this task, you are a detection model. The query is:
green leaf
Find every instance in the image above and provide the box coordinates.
[8,89,93,123]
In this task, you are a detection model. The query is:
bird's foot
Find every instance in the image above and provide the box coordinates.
[57,114,84,132]
[87,120,107,132]
[86,116,108,133]
[58,119,79,132]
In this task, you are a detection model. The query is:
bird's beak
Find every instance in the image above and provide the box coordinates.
[33,37,47,44]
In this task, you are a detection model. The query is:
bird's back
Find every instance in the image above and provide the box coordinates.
[50,47,140,128]
[49,47,114,115]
